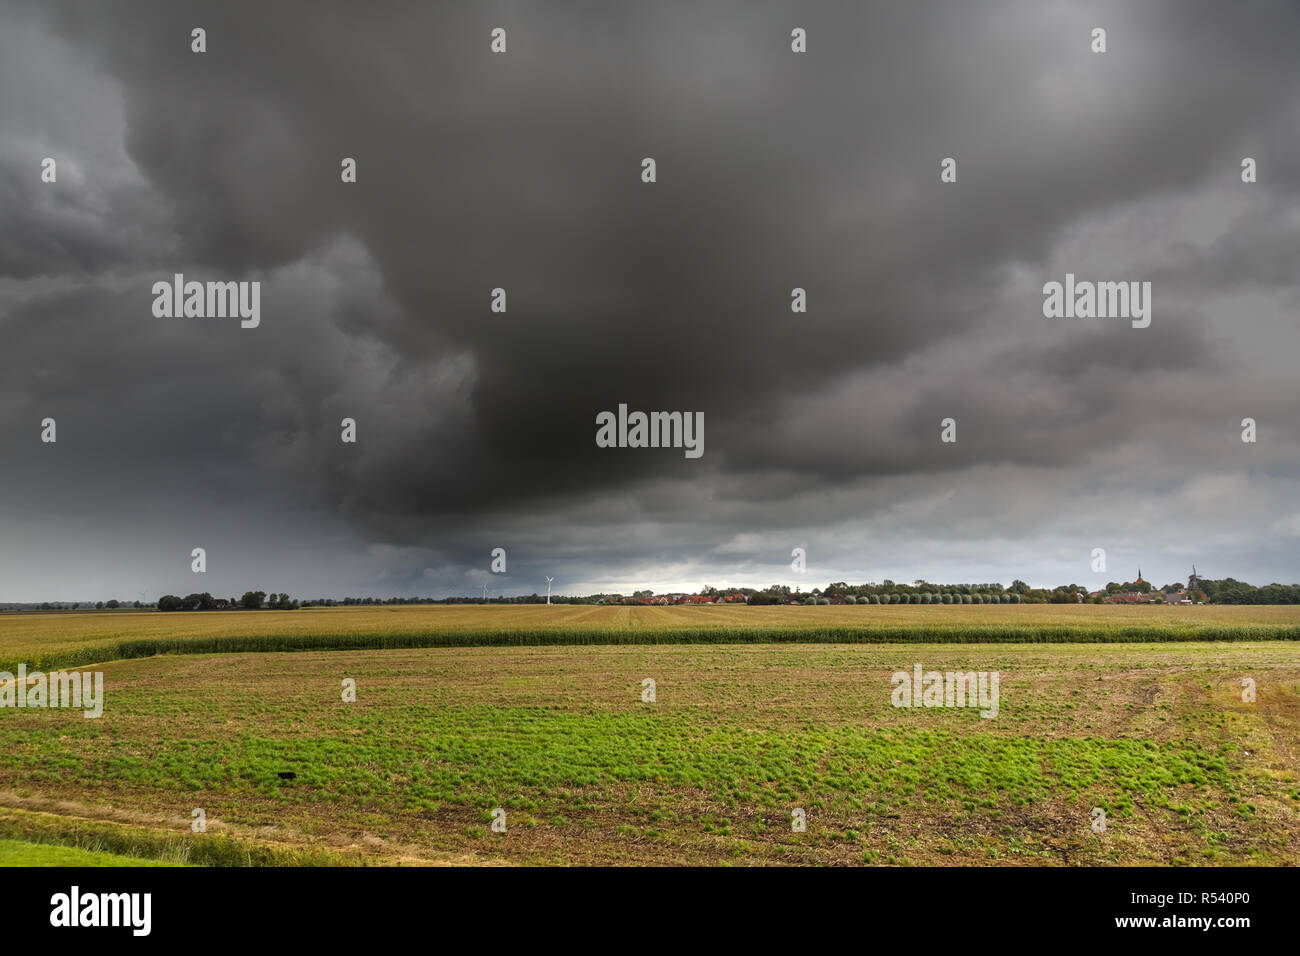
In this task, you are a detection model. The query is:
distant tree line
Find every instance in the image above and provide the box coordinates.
[1194,579,1300,605]
[157,591,297,611]
[19,573,1300,611]
[8,600,143,611]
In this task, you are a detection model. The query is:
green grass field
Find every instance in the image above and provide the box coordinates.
[0,611,1296,866]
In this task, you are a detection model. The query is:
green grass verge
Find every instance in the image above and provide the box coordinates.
[0,837,182,867]
[0,809,359,867]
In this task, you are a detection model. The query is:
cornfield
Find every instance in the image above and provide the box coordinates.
[4,603,1299,672]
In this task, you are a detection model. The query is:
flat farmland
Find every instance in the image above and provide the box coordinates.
[1,640,1297,866]
[3,603,1300,674]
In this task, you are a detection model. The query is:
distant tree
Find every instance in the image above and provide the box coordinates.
[817,597,830,605]
[95,601,104,609]
[804,595,816,605]
[241,590,267,610]
[1201,578,1263,604]
[844,594,857,604]
[105,599,120,609]
[960,594,971,604]
[1009,593,1021,603]
[157,595,183,612]
[178,592,216,611]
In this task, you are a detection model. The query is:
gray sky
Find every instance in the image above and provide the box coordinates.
[2,1,1299,600]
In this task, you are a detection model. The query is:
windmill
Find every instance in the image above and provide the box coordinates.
[546,576,554,605]
[482,583,489,603]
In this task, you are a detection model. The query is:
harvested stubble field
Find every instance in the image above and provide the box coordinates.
[0,618,1297,866]
[3,603,1299,674]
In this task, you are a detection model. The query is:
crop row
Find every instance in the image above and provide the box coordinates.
[9,624,1300,673]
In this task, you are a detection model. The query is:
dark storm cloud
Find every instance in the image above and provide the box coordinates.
[2,0,1299,598]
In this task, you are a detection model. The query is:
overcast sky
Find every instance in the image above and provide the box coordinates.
[2,1,1299,601]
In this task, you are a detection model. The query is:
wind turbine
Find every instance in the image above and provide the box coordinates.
[546,576,554,605]
[482,583,488,603]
